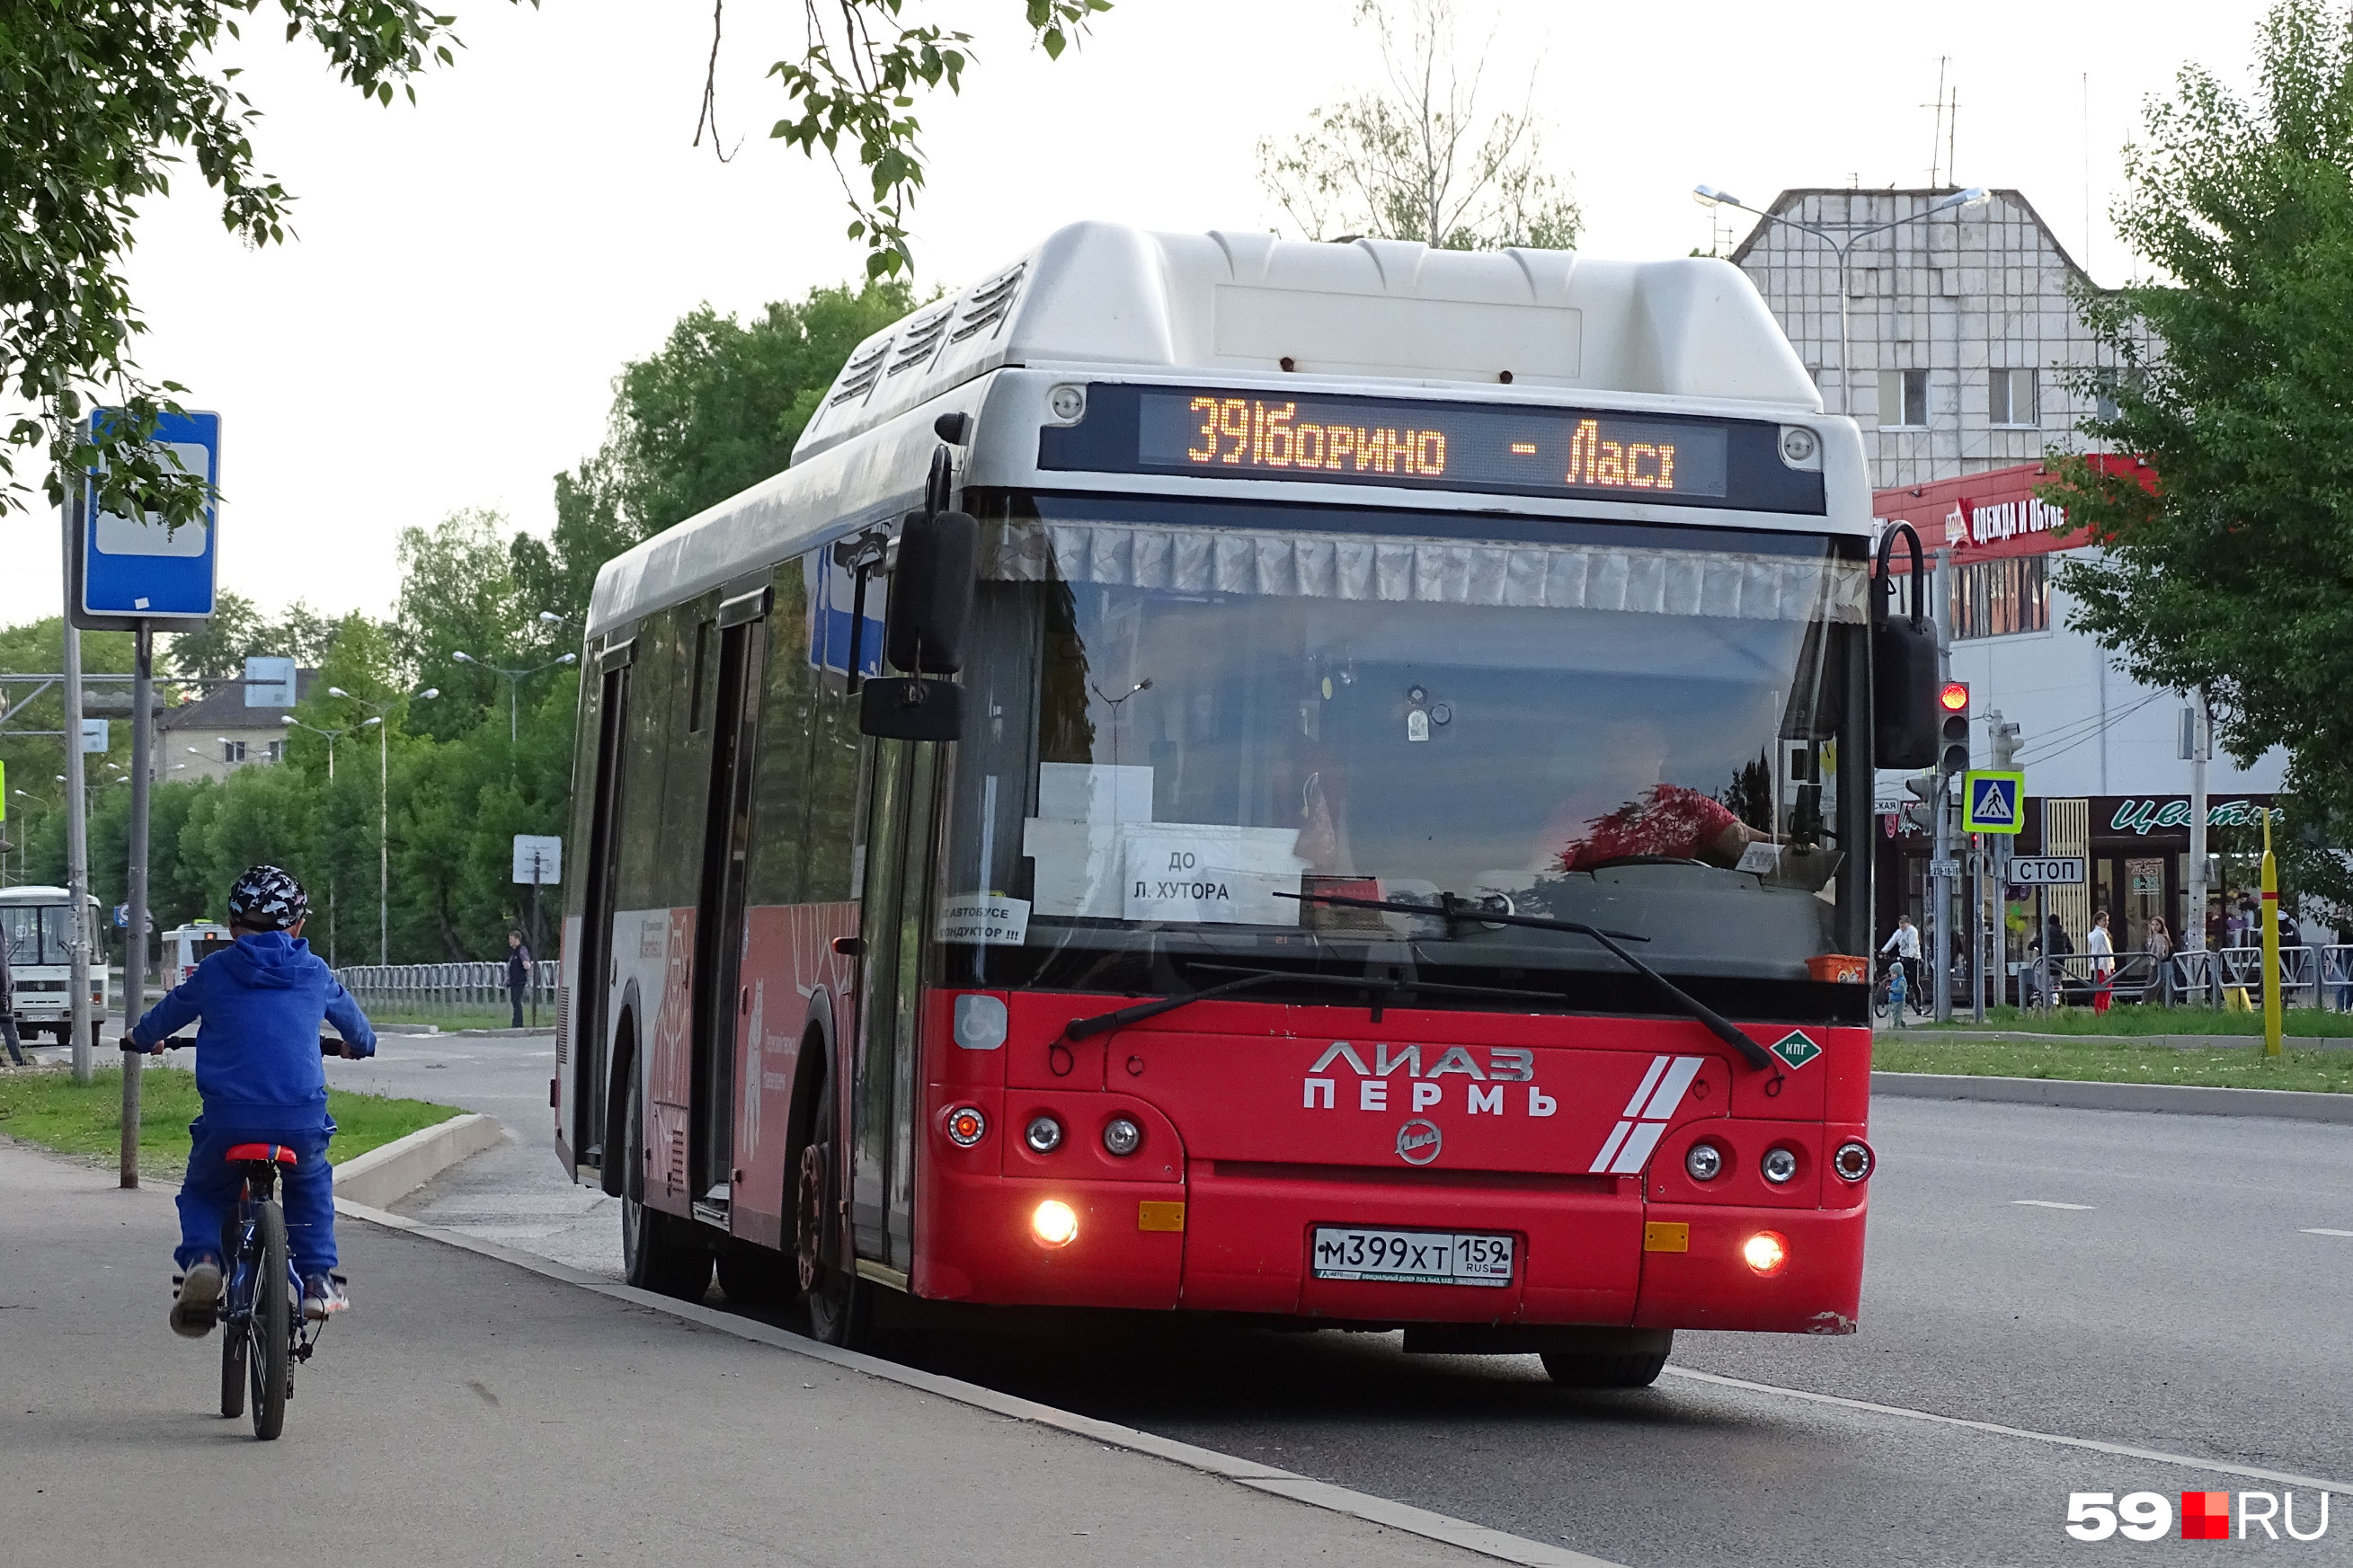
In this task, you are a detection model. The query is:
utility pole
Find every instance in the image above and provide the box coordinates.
[1931,548,1956,1023]
[59,478,94,1084]
[120,623,154,1187]
[1987,711,2021,1014]
[2185,689,2211,1005]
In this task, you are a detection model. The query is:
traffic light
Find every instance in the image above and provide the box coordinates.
[1901,774,1938,836]
[1938,680,1971,775]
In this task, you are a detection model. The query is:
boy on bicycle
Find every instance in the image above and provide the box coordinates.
[124,865,377,1336]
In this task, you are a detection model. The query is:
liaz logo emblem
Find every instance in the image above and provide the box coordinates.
[1396,1119,1443,1165]
[1769,1031,1823,1070]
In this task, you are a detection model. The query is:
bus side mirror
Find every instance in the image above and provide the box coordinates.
[1871,522,1940,770]
[883,510,978,675]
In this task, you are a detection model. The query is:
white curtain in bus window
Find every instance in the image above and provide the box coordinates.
[981,519,1868,625]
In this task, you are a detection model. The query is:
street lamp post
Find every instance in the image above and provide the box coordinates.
[328,687,436,965]
[1692,185,1988,421]
[448,650,578,746]
[281,715,357,966]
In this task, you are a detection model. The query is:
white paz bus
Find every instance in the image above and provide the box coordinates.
[556,225,1935,1376]
[2,885,106,1041]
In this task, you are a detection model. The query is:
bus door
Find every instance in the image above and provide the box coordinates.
[573,655,631,1177]
[689,590,770,1217]
[850,736,939,1271]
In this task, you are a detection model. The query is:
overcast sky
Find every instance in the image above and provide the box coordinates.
[0,0,2276,632]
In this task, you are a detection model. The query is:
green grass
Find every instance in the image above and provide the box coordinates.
[1896,1004,2353,1038]
[0,1063,460,1179]
[362,1007,537,1031]
[1874,1032,2353,1094]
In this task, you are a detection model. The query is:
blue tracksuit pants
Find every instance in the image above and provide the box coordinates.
[175,1118,338,1274]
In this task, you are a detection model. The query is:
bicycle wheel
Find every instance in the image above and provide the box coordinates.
[249,1200,291,1440]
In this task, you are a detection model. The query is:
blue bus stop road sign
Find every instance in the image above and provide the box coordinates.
[73,408,219,628]
[1963,769,2025,834]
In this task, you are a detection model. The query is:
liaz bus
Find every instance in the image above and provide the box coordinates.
[2,885,106,1042]
[555,224,1937,1385]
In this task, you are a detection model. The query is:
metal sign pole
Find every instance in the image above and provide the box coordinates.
[60,482,94,1083]
[530,851,543,1028]
[120,622,153,1187]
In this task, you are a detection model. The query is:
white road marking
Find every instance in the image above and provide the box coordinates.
[2303,1227,2353,1237]
[1662,1367,2353,1498]
[2011,1200,2095,1209]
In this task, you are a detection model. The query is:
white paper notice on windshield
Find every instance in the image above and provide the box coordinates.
[1123,825,1307,925]
[937,893,1032,946]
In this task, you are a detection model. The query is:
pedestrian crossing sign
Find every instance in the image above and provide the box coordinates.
[1962,770,2025,834]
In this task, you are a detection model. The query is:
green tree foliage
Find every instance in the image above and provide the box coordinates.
[0,0,494,530]
[519,279,916,625]
[164,590,345,678]
[744,0,1111,279]
[1256,0,1581,252]
[2039,0,2353,908]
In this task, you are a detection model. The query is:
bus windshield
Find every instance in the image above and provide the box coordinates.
[0,903,75,968]
[944,497,1870,1017]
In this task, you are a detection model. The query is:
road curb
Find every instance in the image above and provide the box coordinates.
[333,1198,1624,1568]
[332,1112,506,1207]
[1873,1071,2353,1123]
[1876,1029,2353,1051]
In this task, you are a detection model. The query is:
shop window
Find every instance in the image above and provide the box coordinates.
[1951,555,2050,640]
[1989,368,2038,427]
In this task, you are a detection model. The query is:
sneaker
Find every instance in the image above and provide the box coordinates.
[302,1273,350,1321]
[170,1260,223,1339]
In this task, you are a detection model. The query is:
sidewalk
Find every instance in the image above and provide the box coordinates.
[0,1139,1511,1568]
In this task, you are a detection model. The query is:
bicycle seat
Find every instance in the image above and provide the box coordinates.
[225,1143,299,1166]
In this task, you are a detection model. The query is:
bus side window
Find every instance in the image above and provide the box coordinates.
[653,601,720,915]
[616,607,681,915]
[805,551,867,904]
[745,559,817,907]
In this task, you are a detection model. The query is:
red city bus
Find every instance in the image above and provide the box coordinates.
[555,224,1892,1385]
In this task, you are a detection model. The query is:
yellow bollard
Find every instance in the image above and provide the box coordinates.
[2260,810,2284,1058]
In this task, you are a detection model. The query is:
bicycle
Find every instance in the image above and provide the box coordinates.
[128,1033,343,1440]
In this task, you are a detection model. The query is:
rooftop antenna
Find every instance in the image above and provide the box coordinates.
[1924,56,1950,186]
[1947,78,1960,190]
[2082,72,2093,276]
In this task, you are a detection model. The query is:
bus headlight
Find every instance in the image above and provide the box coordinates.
[1832,1140,1875,1183]
[1030,1200,1079,1247]
[1684,1142,1724,1182]
[1024,1115,1064,1154]
[1761,1147,1798,1185]
[1102,1117,1141,1156]
[1742,1230,1789,1275]
[943,1106,987,1148]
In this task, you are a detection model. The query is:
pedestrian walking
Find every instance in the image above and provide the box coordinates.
[505,930,532,1029]
[1878,915,1922,1015]
[2147,916,2174,1006]
[2087,909,2116,1014]
[1,920,29,1067]
[2029,913,2073,1008]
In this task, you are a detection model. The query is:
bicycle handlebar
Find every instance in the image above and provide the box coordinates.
[121,1035,351,1055]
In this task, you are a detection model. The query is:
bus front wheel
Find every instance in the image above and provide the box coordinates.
[620,1071,714,1301]
[1541,1347,1670,1389]
[795,1081,866,1347]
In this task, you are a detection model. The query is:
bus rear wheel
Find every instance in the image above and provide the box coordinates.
[619,1071,714,1301]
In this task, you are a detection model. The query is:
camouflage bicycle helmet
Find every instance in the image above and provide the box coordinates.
[226,865,308,931]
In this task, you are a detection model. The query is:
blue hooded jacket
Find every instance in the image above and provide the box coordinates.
[131,930,377,1130]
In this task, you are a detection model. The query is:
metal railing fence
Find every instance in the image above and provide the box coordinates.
[335,960,559,1023]
[2016,944,2353,1012]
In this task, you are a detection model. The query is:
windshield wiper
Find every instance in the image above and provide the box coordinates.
[1276,889,1778,1072]
[1060,963,1567,1042]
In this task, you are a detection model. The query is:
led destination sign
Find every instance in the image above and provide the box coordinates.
[1141,392,1729,501]
[1035,384,1825,514]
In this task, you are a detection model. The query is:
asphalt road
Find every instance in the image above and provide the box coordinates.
[321,1034,2353,1567]
[0,1140,1502,1568]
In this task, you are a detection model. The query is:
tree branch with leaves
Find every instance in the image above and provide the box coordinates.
[1,0,517,531]
[1256,0,1579,252]
[718,1,1109,280]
